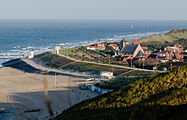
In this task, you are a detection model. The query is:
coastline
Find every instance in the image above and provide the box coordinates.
[1,27,186,119]
[0,31,167,67]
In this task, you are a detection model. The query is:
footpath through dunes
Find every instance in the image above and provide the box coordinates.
[55,66,187,120]
[0,65,99,119]
[58,54,164,73]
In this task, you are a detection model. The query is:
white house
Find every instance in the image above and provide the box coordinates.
[87,43,106,51]
[55,46,61,55]
[86,46,97,51]
[100,72,114,79]
[28,50,34,59]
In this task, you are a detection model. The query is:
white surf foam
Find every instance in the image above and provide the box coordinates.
[0,31,168,66]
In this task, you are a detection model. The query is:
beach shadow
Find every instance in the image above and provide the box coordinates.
[0,85,96,120]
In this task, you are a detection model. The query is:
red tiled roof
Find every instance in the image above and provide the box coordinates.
[130,41,139,45]
[142,46,148,49]
[174,44,183,48]
[88,46,98,48]
[124,54,133,57]
[110,44,118,47]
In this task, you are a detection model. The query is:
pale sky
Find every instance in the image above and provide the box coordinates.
[0,0,186,20]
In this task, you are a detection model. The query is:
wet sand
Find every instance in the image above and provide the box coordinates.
[0,67,98,120]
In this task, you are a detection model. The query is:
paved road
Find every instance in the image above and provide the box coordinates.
[59,54,163,73]
[22,59,91,78]
[116,70,135,78]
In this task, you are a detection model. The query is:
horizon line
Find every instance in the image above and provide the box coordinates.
[0,18,187,21]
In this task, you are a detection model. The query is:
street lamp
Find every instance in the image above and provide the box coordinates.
[109,56,111,65]
[131,56,133,67]
[143,60,144,69]
[67,46,69,56]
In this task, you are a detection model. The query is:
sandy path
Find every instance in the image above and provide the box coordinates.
[0,67,98,120]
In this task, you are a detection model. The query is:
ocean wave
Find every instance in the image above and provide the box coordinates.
[58,31,168,48]
[0,31,167,66]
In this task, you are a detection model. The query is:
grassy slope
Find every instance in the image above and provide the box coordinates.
[56,67,187,120]
[63,62,129,75]
[99,71,158,90]
[59,45,130,67]
[34,52,73,68]
[34,52,129,75]
[139,28,187,50]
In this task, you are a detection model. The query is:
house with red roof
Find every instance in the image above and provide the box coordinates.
[130,41,139,45]
[142,46,152,57]
[109,44,119,50]
[87,43,106,51]
[148,51,183,62]
[166,44,183,53]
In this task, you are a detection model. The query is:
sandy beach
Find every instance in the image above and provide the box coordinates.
[0,65,99,120]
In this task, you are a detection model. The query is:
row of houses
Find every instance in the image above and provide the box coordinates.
[86,39,187,63]
[148,50,184,62]
[166,44,183,53]
[147,44,186,62]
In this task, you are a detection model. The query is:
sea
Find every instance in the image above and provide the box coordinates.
[0,20,187,66]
